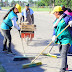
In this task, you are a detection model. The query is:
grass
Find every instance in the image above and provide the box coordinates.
[0,63,6,72]
[31,7,52,11]
[2,7,52,12]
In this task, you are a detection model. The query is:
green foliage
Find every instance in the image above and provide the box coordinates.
[38,1,45,6]
[55,0,72,8]
[1,0,72,9]
[11,0,16,6]
[28,0,33,3]
[5,0,8,2]
[0,2,3,6]
[0,63,6,72]
[38,0,72,8]
[41,0,50,6]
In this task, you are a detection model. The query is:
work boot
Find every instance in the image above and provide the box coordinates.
[3,48,7,51]
[7,51,13,54]
[59,68,65,72]
[8,48,12,53]
[7,46,12,53]
[7,51,16,55]
[3,44,7,51]
[66,65,68,71]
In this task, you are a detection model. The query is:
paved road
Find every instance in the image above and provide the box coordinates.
[0,10,72,72]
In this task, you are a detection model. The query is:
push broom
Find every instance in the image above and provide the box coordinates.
[13,30,35,61]
[42,44,57,58]
[22,24,70,68]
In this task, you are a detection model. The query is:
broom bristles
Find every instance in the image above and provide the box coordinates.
[22,61,42,68]
[42,53,57,58]
[13,56,35,61]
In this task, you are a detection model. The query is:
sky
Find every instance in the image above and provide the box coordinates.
[3,0,38,2]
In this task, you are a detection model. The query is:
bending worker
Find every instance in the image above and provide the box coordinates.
[1,4,21,54]
[20,3,34,25]
[51,6,72,72]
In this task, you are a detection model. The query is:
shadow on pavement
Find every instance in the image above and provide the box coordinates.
[29,39,57,47]
[0,32,21,55]
[0,32,45,72]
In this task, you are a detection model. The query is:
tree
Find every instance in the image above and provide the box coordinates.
[55,0,72,8]
[5,0,8,7]
[53,0,55,8]
[11,0,16,7]
[28,0,33,4]
[38,1,45,6]
[41,0,50,6]
[0,0,3,6]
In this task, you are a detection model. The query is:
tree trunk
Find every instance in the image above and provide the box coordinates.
[53,0,55,8]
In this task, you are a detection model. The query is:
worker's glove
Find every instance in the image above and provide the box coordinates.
[18,30,20,34]
[52,35,56,42]
[18,30,21,38]
[25,18,27,21]
[68,21,72,27]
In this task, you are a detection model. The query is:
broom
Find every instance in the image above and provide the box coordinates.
[13,31,35,61]
[22,24,70,68]
[42,44,57,58]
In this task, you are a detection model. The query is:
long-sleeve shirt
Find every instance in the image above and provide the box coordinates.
[12,17,20,30]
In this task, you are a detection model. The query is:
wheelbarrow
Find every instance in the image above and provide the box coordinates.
[20,22,36,45]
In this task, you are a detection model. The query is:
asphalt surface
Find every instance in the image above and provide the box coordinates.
[0,10,72,72]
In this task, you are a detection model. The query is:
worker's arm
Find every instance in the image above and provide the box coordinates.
[31,14,34,24]
[20,16,24,23]
[12,17,20,30]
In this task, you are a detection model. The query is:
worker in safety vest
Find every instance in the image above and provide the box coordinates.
[51,6,72,72]
[1,4,21,54]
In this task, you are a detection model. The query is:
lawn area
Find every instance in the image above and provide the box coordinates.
[0,63,6,72]
[2,7,52,12]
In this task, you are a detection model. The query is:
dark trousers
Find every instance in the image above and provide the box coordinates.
[58,44,70,72]
[1,29,11,52]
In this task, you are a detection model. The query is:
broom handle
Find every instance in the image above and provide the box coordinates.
[19,31,25,53]
[55,24,70,38]
[31,24,70,63]
[19,22,25,54]
[49,44,54,53]
[21,38,25,53]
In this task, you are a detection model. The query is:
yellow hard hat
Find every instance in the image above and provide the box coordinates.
[51,6,63,14]
[15,4,21,12]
